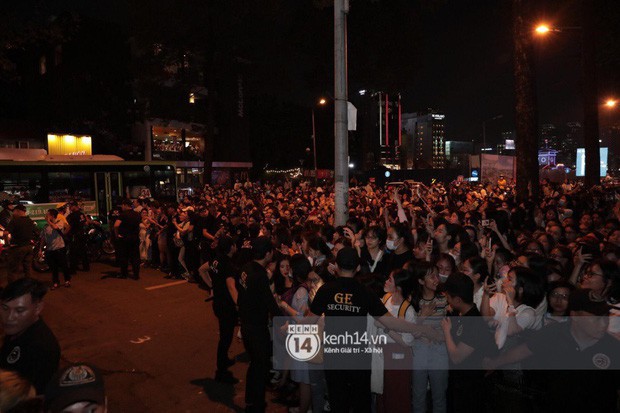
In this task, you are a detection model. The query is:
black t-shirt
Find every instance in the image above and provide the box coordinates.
[386,249,414,274]
[187,211,200,243]
[0,319,60,394]
[524,322,620,411]
[310,277,388,369]
[6,216,36,247]
[228,223,249,247]
[310,277,388,318]
[199,214,217,238]
[358,247,389,296]
[449,306,497,371]
[237,261,281,327]
[66,211,87,238]
[166,214,178,239]
[117,210,141,240]
[210,254,237,310]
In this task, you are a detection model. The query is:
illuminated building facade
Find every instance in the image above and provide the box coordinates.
[403,109,446,168]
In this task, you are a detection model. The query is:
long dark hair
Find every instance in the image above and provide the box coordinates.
[272,256,290,295]
[390,268,414,305]
[466,256,489,286]
[511,267,545,309]
[390,222,413,249]
[409,261,437,312]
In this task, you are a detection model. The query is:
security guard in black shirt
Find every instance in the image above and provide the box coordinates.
[0,278,60,394]
[114,199,141,280]
[66,201,90,273]
[209,236,239,383]
[237,236,281,413]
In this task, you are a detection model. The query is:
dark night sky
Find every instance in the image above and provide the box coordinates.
[46,0,620,148]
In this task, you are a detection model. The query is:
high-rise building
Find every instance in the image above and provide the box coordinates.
[354,91,403,170]
[445,140,472,168]
[560,122,582,167]
[402,109,446,168]
[540,123,558,150]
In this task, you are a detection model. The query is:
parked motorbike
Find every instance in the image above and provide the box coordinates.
[85,223,115,261]
[0,225,49,273]
[32,238,49,273]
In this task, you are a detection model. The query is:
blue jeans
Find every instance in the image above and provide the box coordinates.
[412,340,449,413]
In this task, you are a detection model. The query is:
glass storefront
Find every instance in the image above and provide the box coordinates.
[176,167,204,188]
[151,126,205,162]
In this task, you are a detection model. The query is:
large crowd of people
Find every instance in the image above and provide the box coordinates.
[1,176,620,412]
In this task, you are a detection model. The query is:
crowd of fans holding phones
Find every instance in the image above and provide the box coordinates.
[111,176,619,413]
[1,175,620,412]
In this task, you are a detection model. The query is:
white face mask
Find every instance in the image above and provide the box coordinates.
[439,273,449,283]
[386,240,397,251]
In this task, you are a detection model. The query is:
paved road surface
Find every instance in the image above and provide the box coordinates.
[25,263,286,413]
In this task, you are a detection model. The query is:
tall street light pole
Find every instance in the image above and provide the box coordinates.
[534,4,600,187]
[311,98,327,185]
[513,0,540,202]
[334,0,349,226]
[580,0,600,187]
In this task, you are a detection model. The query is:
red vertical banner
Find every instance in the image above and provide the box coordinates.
[385,93,389,146]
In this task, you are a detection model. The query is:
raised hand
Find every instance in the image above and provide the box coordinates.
[419,301,437,318]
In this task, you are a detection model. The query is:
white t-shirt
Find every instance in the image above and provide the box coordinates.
[383,297,416,346]
[473,287,484,311]
[491,293,543,348]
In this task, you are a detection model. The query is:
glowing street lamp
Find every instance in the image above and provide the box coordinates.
[535,24,551,35]
[311,98,328,183]
[605,99,617,108]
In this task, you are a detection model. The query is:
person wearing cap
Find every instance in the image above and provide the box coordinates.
[484,289,620,411]
[5,204,36,283]
[0,278,60,394]
[113,200,141,280]
[237,236,281,413]
[45,364,107,413]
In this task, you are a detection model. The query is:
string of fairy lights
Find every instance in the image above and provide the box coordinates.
[265,167,302,178]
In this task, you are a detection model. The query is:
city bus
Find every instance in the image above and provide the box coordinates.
[0,155,177,223]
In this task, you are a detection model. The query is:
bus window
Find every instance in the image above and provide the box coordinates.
[48,172,93,202]
[153,169,176,199]
[0,172,42,203]
[122,170,150,198]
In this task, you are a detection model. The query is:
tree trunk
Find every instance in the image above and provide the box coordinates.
[582,0,600,187]
[513,0,540,202]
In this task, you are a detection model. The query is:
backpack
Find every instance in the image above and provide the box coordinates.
[381,293,412,319]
